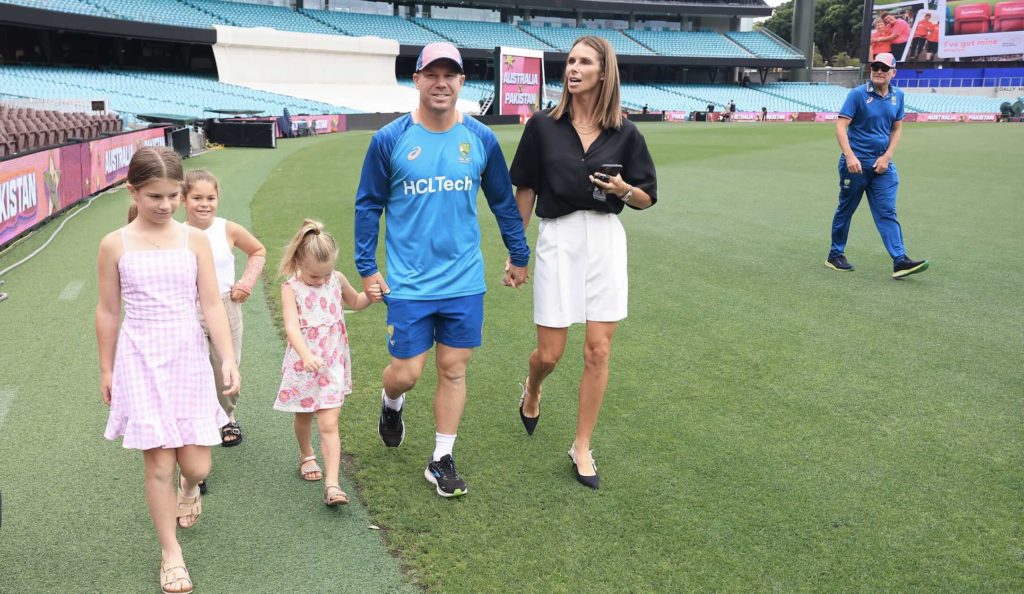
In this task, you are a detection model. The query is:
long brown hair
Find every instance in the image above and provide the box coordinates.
[184,169,219,197]
[278,219,338,278]
[126,146,184,223]
[550,36,623,130]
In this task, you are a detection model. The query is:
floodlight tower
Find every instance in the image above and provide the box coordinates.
[791,0,815,82]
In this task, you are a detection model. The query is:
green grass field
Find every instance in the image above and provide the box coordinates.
[1,122,1022,593]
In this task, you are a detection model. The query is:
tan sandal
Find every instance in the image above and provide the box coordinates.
[323,485,349,506]
[160,562,193,594]
[299,455,322,481]
[175,481,202,529]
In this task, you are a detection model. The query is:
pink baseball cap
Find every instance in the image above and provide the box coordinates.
[416,42,464,73]
[872,52,897,68]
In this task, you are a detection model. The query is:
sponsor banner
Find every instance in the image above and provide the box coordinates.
[815,112,842,122]
[732,111,798,121]
[1,144,85,246]
[907,112,1000,121]
[498,47,545,116]
[1,127,167,249]
[87,128,166,195]
[664,111,691,122]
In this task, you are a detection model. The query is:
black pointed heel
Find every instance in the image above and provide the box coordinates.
[518,381,539,435]
[568,444,600,490]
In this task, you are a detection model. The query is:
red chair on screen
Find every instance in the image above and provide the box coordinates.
[954,3,991,34]
[994,1,1024,32]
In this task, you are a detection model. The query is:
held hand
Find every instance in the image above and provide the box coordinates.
[845,155,863,174]
[221,361,241,396]
[100,371,113,406]
[589,173,628,198]
[367,282,384,301]
[362,273,390,303]
[504,264,529,289]
[302,355,324,372]
[230,285,251,303]
[872,155,891,174]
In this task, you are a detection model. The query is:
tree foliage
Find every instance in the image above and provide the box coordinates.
[762,1,866,65]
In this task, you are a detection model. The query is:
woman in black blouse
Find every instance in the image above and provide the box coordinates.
[509,36,657,489]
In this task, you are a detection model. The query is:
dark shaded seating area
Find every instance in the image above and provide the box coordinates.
[0,105,122,157]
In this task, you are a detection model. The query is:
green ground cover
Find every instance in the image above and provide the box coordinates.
[1,122,1021,593]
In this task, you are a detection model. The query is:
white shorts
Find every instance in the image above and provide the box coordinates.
[533,209,628,328]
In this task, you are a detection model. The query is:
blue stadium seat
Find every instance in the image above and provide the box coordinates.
[412,17,553,51]
[0,65,353,127]
[301,10,444,45]
[520,24,653,56]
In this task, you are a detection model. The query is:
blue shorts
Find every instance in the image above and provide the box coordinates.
[384,294,484,358]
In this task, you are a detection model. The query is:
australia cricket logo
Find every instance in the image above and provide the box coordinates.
[458,142,471,164]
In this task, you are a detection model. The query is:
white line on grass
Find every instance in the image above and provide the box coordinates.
[0,389,13,432]
[59,280,84,301]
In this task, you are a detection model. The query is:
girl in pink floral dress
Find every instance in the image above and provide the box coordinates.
[275,219,380,506]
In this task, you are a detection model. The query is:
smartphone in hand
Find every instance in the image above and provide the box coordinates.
[592,163,623,201]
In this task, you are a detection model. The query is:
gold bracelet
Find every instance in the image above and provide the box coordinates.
[621,186,634,203]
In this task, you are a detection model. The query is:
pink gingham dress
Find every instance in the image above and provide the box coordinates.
[274,273,352,413]
[104,224,229,449]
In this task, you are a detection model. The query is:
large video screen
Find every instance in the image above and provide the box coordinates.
[869,0,1024,63]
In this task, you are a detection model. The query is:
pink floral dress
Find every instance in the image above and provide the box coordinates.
[274,272,351,412]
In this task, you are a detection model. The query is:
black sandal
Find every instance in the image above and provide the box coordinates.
[220,421,243,447]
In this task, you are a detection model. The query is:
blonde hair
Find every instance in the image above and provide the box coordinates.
[550,36,623,130]
[184,169,219,197]
[126,146,184,223]
[278,219,338,278]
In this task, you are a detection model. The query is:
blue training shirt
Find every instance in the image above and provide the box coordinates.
[839,82,905,160]
[354,113,530,300]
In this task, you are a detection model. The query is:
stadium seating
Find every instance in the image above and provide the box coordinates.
[954,3,991,34]
[412,18,553,51]
[758,82,849,111]
[623,31,753,58]
[83,0,224,29]
[725,31,802,59]
[0,103,120,154]
[0,65,351,129]
[184,0,338,35]
[520,24,653,55]
[901,92,1005,113]
[1,0,114,18]
[993,1,1024,32]
[301,10,445,45]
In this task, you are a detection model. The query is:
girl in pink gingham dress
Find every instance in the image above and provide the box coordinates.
[275,219,379,506]
[96,147,240,594]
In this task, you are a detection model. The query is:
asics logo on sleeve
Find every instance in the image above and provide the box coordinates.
[402,176,474,195]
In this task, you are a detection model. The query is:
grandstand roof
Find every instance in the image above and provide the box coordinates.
[397,0,773,18]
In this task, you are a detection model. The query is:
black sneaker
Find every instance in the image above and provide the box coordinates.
[825,254,854,271]
[378,392,405,447]
[893,256,929,279]
[424,455,467,497]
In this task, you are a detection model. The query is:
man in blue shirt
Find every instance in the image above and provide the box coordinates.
[354,42,530,497]
[826,52,928,279]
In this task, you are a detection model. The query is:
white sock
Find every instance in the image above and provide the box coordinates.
[433,433,456,461]
[382,389,404,411]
